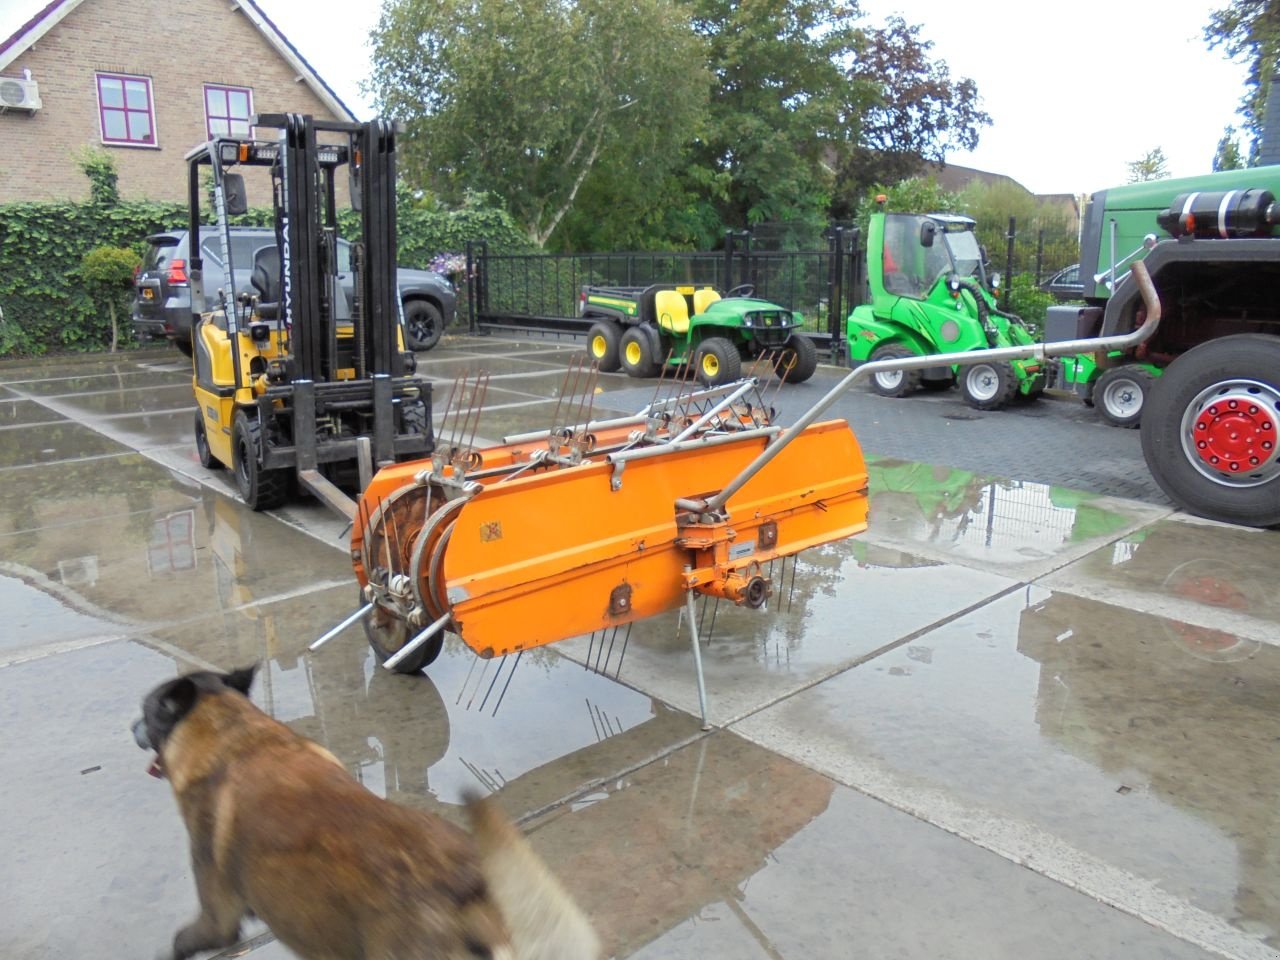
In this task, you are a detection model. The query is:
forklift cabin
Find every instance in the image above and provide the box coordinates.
[186,114,432,513]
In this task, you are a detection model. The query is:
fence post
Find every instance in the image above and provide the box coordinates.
[1003,216,1016,311]
[827,227,845,363]
[1035,228,1045,284]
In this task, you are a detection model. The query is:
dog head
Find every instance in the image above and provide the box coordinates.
[131,665,257,776]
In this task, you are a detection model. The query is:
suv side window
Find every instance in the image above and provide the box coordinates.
[337,240,352,274]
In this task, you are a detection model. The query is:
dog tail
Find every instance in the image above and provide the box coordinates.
[464,793,601,960]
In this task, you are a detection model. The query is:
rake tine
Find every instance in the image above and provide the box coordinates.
[788,551,801,611]
[491,650,522,717]
[706,596,720,646]
[477,655,505,713]
[586,698,602,740]
[592,624,609,673]
[614,622,633,679]
[466,658,492,710]
[602,625,619,675]
[584,631,595,671]
[457,655,479,705]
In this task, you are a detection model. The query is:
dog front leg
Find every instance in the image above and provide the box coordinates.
[165,909,243,960]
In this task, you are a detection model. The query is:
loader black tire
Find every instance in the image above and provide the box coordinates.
[193,409,223,470]
[695,337,742,386]
[1094,365,1152,428]
[775,334,818,383]
[619,326,660,379]
[868,343,921,398]
[232,410,289,511]
[587,319,623,372]
[960,360,1018,411]
[1140,334,1280,528]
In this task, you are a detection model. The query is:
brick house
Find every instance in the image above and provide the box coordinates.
[0,0,356,204]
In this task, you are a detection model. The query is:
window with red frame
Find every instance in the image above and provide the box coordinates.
[96,73,155,146]
[204,85,253,138]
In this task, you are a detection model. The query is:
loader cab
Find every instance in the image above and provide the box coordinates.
[877,212,987,300]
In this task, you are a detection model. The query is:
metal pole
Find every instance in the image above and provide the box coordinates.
[309,602,374,651]
[384,611,452,671]
[684,577,712,730]
[1003,215,1016,311]
[698,261,1163,516]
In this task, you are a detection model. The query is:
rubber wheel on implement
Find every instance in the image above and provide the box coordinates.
[194,409,222,470]
[1140,334,1280,527]
[867,343,921,398]
[619,327,659,378]
[1094,364,1152,428]
[586,319,623,372]
[404,300,444,351]
[695,337,742,386]
[775,334,818,383]
[232,410,289,511]
[960,360,1018,410]
[362,594,444,674]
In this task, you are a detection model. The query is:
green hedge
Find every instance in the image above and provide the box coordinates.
[0,189,528,358]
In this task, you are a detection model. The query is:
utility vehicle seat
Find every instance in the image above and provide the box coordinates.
[654,289,690,334]
[693,288,721,314]
[251,245,281,319]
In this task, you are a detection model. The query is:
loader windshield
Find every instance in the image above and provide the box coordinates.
[881,213,985,298]
[943,227,983,280]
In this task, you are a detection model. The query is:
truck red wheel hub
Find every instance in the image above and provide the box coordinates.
[1191,395,1277,474]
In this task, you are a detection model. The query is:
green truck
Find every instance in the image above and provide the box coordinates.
[580,283,819,386]
[845,207,1044,410]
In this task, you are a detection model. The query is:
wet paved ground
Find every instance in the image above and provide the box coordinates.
[1,335,1277,960]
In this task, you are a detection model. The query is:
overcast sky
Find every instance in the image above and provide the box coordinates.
[251,0,1248,197]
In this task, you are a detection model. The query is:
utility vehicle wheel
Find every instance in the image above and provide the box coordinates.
[586,319,623,372]
[193,409,222,470]
[1140,334,1280,527]
[695,337,742,386]
[867,343,921,398]
[960,361,1018,410]
[1094,365,1152,428]
[775,334,818,383]
[232,411,289,511]
[362,594,444,674]
[619,327,660,378]
[404,300,444,351]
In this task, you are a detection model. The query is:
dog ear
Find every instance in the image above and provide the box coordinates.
[160,677,199,721]
[222,664,258,696]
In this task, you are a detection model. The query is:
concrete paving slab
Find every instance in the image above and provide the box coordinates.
[0,398,68,426]
[860,456,1173,581]
[1041,515,1280,644]
[420,354,577,379]
[29,381,193,416]
[0,420,130,468]
[521,731,1218,960]
[8,368,191,396]
[734,588,1280,957]
[558,541,1018,726]
[94,409,195,451]
[0,349,170,384]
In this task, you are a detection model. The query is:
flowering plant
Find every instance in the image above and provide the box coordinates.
[428,252,467,278]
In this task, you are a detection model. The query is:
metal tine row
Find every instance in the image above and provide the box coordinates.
[582,622,633,681]
[645,348,701,433]
[455,649,524,718]
[434,371,490,476]
[548,354,600,460]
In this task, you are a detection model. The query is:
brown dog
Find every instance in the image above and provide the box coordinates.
[132,665,599,960]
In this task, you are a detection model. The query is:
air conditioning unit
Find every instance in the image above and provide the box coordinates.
[0,77,42,112]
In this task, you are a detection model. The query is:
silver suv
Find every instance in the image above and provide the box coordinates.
[131,227,456,355]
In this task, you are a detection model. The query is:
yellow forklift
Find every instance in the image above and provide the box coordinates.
[187,114,432,512]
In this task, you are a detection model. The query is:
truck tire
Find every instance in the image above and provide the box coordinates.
[695,337,742,386]
[362,593,444,674]
[404,300,444,351]
[194,409,223,470]
[868,343,921,398]
[619,326,660,379]
[1095,365,1153,428]
[1141,334,1280,527]
[587,319,623,372]
[960,361,1019,411]
[232,410,289,511]
[776,334,818,383]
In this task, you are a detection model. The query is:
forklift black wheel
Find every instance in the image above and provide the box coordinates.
[959,361,1019,411]
[775,334,818,383]
[867,343,921,398]
[404,300,444,351]
[232,411,289,511]
[363,598,444,674]
[586,319,624,372]
[619,327,660,378]
[193,409,223,470]
[695,337,742,386]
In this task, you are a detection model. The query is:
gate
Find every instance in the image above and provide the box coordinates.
[465,228,861,363]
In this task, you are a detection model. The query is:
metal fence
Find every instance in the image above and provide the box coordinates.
[465,228,862,359]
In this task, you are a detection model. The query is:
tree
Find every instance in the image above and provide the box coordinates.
[368,0,709,248]
[682,0,862,233]
[1204,0,1280,163]
[1214,125,1247,169]
[1126,148,1171,182]
[834,16,991,217]
[80,246,140,352]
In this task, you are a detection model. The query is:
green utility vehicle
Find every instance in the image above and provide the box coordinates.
[580,283,819,386]
[845,208,1044,410]
[1042,165,1280,526]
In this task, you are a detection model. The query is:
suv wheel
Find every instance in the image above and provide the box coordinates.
[405,300,444,351]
